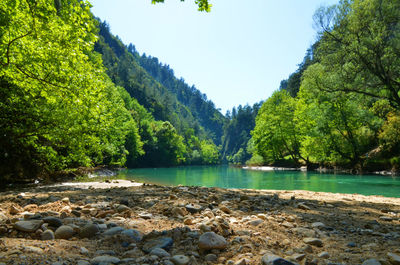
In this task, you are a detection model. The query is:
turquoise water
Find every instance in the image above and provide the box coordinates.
[117,166,400,198]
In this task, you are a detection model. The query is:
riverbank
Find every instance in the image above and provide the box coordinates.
[243,165,399,176]
[0,181,399,265]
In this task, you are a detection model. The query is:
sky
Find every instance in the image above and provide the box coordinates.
[89,0,338,114]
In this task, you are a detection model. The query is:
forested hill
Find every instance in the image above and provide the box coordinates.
[137,53,226,146]
[94,21,225,146]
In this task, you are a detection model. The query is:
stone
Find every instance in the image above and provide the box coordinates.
[14,220,43,232]
[0,212,8,222]
[297,203,311,210]
[249,219,263,226]
[172,207,187,217]
[171,255,190,265]
[261,254,296,265]
[121,229,142,242]
[24,246,44,254]
[77,261,90,265]
[55,225,75,239]
[142,237,174,253]
[362,259,382,265]
[311,222,325,229]
[41,229,55,240]
[318,252,330,259]
[235,258,250,265]
[116,204,131,213]
[184,218,194,225]
[103,226,124,236]
[198,232,227,250]
[80,247,89,255]
[204,254,218,262]
[149,248,170,258]
[139,213,153,219]
[185,203,202,214]
[303,238,323,247]
[347,242,356,248]
[282,221,294,228]
[43,216,63,228]
[219,205,232,214]
[387,252,400,265]
[90,255,120,265]
[292,228,316,238]
[9,205,20,215]
[79,224,99,238]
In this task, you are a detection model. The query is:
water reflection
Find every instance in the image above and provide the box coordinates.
[117,166,400,198]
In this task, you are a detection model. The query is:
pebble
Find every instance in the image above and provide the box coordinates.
[171,255,190,265]
[90,255,120,265]
[14,220,43,232]
[43,216,63,228]
[121,229,142,242]
[292,227,316,238]
[249,219,263,226]
[24,246,44,254]
[116,204,131,213]
[55,225,75,239]
[362,259,382,265]
[198,232,227,250]
[77,261,90,265]
[205,254,218,262]
[387,252,400,265]
[347,242,356,248]
[149,247,171,258]
[41,229,55,240]
[297,203,311,210]
[103,226,124,236]
[318,251,330,259]
[261,254,296,265]
[303,237,323,247]
[79,223,99,238]
[142,237,174,253]
[311,222,325,229]
[185,203,202,214]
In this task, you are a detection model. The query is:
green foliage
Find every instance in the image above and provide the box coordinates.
[222,103,261,164]
[252,90,304,164]
[200,140,220,165]
[151,0,211,12]
[314,0,400,109]
[0,0,141,180]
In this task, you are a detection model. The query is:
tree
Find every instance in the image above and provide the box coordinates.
[152,0,211,12]
[0,0,140,180]
[296,63,382,166]
[252,90,305,164]
[314,0,400,109]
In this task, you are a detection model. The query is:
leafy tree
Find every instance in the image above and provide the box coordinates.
[151,0,211,12]
[297,63,382,166]
[0,0,140,180]
[252,90,305,165]
[314,0,400,109]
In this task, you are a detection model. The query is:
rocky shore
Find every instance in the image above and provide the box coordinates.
[0,180,399,265]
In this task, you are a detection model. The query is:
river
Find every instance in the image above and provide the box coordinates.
[116,165,400,198]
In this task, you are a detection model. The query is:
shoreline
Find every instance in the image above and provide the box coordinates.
[0,180,399,264]
[243,165,399,176]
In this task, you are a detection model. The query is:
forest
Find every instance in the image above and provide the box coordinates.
[0,0,399,183]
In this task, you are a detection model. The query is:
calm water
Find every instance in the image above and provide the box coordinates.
[117,166,400,198]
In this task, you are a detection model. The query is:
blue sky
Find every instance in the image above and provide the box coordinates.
[89,0,338,114]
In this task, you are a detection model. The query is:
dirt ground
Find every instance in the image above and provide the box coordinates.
[0,180,399,265]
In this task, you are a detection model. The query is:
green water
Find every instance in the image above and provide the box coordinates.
[117,166,400,198]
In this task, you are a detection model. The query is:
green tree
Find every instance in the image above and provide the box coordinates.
[252,90,305,165]
[0,0,140,180]
[314,0,400,109]
[152,0,211,12]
